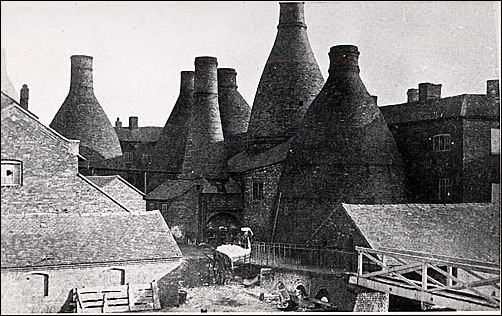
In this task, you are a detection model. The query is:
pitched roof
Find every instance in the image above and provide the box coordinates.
[380,94,499,124]
[115,126,163,143]
[145,179,200,201]
[86,175,145,196]
[1,211,182,268]
[342,203,500,263]
[228,139,292,173]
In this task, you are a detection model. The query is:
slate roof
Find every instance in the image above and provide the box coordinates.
[115,126,163,143]
[1,211,182,268]
[342,203,500,263]
[86,175,145,196]
[380,94,499,124]
[145,179,200,201]
[228,139,292,173]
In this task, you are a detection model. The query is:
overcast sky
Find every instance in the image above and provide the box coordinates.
[1,1,501,127]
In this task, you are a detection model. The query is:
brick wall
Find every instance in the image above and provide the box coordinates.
[462,119,500,202]
[259,267,388,312]
[240,163,283,241]
[1,106,128,214]
[0,259,182,314]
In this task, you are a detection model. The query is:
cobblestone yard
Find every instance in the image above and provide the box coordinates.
[161,284,280,313]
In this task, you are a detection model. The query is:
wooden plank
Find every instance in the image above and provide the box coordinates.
[361,262,422,278]
[79,291,127,301]
[102,305,131,313]
[130,302,155,311]
[77,285,127,293]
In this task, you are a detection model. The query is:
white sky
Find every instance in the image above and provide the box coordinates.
[1,1,501,127]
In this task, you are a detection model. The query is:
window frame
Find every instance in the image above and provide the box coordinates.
[438,178,452,201]
[1,160,23,187]
[432,134,451,152]
[491,128,500,155]
[161,203,168,212]
[142,153,151,165]
[252,181,265,201]
[124,152,134,164]
[27,273,49,297]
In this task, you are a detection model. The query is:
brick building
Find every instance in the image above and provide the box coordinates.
[380,80,500,203]
[1,92,183,313]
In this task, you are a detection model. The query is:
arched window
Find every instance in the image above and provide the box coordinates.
[27,273,49,297]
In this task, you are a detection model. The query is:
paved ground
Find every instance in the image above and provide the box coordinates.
[161,284,280,313]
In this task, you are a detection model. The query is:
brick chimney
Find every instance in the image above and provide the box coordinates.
[418,83,441,102]
[407,88,419,103]
[20,84,29,110]
[487,79,500,100]
[115,117,122,128]
[181,56,228,180]
[129,116,138,129]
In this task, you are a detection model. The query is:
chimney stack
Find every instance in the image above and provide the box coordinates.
[115,117,122,128]
[247,2,324,150]
[418,82,442,102]
[181,57,228,180]
[1,48,19,101]
[371,95,378,106]
[20,84,29,110]
[217,68,251,141]
[129,116,138,129]
[153,71,195,174]
[487,79,500,100]
[328,45,361,76]
[50,54,123,165]
[407,88,419,103]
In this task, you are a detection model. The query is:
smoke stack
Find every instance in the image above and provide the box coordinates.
[115,117,122,128]
[20,84,29,110]
[407,88,419,103]
[129,116,138,129]
[487,79,500,100]
[50,55,122,166]
[1,48,19,101]
[217,68,251,139]
[418,82,442,102]
[182,57,228,181]
[247,2,324,150]
[276,45,407,244]
[152,71,194,174]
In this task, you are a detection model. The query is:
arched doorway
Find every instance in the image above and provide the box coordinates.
[205,213,241,246]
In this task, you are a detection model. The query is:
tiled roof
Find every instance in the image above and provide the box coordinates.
[145,179,200,201]
[115,126,163,143]
[342,203,500,263]
[228,139,292,173]
[86,175,145,196]
[1,211,182,268]
[380,94,499,124]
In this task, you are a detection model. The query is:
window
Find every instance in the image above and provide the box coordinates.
[252,182,264,201]
[432,134,451,152]
[161,203,168,212]
[1,160,22,186]
[102,268,125,286]
[438,178,452,201]
[27,273,49,297]
[149,203,155,210]
[124,152,134,164]
[491,128,500,154]
[142,153,151,165]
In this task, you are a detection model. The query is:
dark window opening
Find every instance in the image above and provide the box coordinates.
[252,182,264,201]
[1,160,22,186]
[432,134,451,152]
[438,178,452,201]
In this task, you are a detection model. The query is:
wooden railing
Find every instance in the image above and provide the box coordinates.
[73,281,161,313]
[352,247,501,311]
[249,241,359,273]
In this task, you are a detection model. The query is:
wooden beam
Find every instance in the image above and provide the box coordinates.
[361,262,422,278]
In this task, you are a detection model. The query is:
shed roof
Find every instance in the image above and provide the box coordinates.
[342,203,500,263]
[145,179,200,201]
[86,175,145,196]
[228,139,292,173]
[115,126,163,143]
[1,211,182,269]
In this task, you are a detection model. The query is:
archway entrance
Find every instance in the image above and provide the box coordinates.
[205,213,240,246]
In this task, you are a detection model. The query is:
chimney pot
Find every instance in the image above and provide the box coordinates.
[115,117,122,128]
[328,45,360,75]
[278,2,306,28]
[129,116,138,129]
[487,79,500,99]
[407,88,419,103]
[20,84,29,110]
[418,82,441,102]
